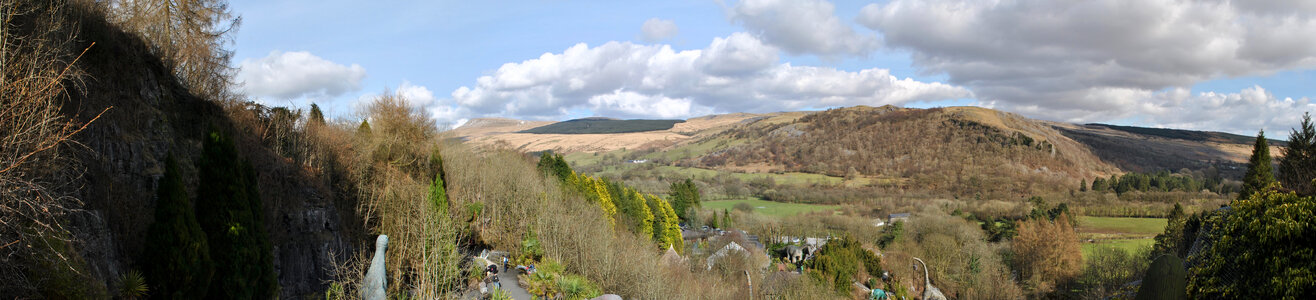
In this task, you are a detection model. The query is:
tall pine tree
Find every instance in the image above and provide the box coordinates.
[194,131,277,299]
[1239,130,1276,200]
[1280,112,1316,196]
[144,156,213,298]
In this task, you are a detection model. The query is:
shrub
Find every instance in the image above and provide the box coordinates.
[1136,254,1186,300]
[1188,187,1316,298]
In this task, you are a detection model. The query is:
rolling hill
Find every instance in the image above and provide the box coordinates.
[450,105,1269,196]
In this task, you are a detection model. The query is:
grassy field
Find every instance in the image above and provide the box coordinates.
[1076,216,1167,235]
[1081,239,1154,260]
[1076,216,1165,262]
[701,198,839,217]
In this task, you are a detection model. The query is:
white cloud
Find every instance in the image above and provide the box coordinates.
[236,51,367,102]
[446,34,969,121]
[641,18,679,42]
[696,32,778,76]
[726,0,879,57]
[858,0,1316,129]
[396,81,436,108]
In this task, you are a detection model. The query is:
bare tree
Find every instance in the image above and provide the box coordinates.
[107,0,239,101]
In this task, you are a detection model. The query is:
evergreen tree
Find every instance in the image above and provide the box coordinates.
[144,156,213,298]
[646,195,683,252]
[429,172,449,214]
[1280,112,1316,196]
[1079,179,1087,192]
[357,119,372,139]
[194,131,277,299]
[1239,130,1276,200]
[308,103,325,126]
[668,179,700,222]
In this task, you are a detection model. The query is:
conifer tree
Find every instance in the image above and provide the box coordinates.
[144,156,213,298]
[1239,130,1276,200]
[1079,179,1087,192]
[308,103,325,126]
[194,131,277,299]
[1280,112,1316,196]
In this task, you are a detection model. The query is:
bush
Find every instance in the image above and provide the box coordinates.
[1079,246,1149,298]
[1188,187,1316,298]
[1136,254,1186,300]
[807,235,880,295]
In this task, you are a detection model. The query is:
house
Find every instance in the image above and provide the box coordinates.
[706,241,748,270]
[626,159,648,164]
[888,213,911,224]
[660,246,687,266]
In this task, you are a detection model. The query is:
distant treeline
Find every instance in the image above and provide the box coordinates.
[1083,169,1233,195]
[520,118,684,134]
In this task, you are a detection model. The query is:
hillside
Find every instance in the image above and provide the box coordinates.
[457,105,1276,198]
[449,112,772,153]
[519,118,685,134]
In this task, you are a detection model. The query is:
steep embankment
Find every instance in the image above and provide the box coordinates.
[57,7,355,298]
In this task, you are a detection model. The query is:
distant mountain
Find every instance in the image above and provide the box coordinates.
[518,118,685,134]
[1087,123,1286,146]
[452,105,1272,195]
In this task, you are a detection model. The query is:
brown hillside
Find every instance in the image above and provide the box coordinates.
[448,113,771,153]
[688,105,1118,196]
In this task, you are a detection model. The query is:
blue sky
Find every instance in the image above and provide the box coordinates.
[229,0,1316,135]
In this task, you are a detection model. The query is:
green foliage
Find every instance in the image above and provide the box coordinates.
[429,172,449,214]
[1136,255,1187,300]
[557,274,603,300]
[646,195,683,252]
[807,236,881,295]
[520,230,544,263]
[519,118,684,134]
[668,179,700,222]
[537,153,573,182]
[1092,177,1108,192]
[194,131,277,299]
[876,220,903,249]
[1080,179,1087,192]
[981,217,1017,242]
[308,103,325,125]
[1239,130,1276,200]
[1079,246,1149,298]
[117,270,149,300]
[357,119,372,138]
[143,156,213,298]
[1151,203,1202,259]
[1188,187,1316,298]
[1280,112,1316,196]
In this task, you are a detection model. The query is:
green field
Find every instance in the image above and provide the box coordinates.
[1077,216,1165,262]
[1076,216,1167,235]
[701,198,839,217]
[1081,239,1154,260]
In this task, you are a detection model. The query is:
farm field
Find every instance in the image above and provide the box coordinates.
[1076,216,1166,262]
[701,198,840,217]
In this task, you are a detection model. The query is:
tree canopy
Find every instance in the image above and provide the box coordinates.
[1280,112,1316,196]
[1239,130,1276,200]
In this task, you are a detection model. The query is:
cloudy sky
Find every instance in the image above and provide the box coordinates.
[230,0,1315,135]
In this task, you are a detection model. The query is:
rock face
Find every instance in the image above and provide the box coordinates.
[61,12,357,298]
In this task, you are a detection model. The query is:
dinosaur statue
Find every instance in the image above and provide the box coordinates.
[913,257,946,300]
[363,235,389,300]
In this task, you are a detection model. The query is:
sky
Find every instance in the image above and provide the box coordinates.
[229,0,1316,135]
